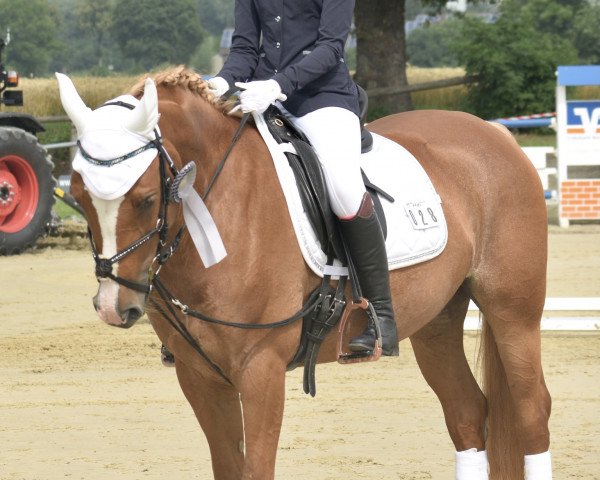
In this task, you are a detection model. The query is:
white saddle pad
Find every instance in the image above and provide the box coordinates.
[253,113,448,278]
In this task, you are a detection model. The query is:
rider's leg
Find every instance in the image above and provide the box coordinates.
[339,191,399,355]
[287,107,398,355]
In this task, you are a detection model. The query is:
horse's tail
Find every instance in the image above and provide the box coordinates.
[479,316,524,479]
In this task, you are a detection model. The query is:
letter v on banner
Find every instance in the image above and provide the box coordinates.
[560,100,600,166]
[569,104,600,137]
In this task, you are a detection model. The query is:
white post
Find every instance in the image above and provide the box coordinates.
[556,83,569,227]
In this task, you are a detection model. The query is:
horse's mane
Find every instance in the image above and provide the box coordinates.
[128,65,236,114]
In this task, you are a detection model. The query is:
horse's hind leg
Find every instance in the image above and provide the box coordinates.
[477,299,551,479]
[484,308,551,450]
[409,287,488,456]
[471,213,551,478]
[175,361,244,479]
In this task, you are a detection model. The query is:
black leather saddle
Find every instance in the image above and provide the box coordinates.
[263,86,391,261]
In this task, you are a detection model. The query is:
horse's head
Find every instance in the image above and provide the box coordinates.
[57,73,180,328]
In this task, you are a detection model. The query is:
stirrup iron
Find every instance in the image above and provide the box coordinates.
[337,297,382,364]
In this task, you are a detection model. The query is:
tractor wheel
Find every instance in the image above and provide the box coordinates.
[0,127,56,255]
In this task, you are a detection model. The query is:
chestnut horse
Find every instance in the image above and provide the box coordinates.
[57,67,551,479]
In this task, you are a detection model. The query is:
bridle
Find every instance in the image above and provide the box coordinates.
[86,101,249,296]
[85,101,181,296]
[80,99,347,388]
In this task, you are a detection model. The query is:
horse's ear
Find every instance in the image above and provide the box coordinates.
[125,78,160,139]
[55,72,92,137]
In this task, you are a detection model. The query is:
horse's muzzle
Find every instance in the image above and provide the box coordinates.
[92,281,145,328]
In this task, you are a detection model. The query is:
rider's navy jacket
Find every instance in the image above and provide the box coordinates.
[217,0,360,118]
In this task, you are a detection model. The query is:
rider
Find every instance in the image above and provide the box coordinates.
[208,0,398,356]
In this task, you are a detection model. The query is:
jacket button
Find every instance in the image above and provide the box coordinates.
[275,15,281,22]
[276,42,281,48]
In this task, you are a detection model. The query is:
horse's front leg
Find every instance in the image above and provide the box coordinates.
[237,355,287,480]
[175,360,245,480]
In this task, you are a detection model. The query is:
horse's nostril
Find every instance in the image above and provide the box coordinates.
[120,306,143,326]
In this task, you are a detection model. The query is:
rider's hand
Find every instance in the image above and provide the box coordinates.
[207,76,230,98]
[233,79,287,114]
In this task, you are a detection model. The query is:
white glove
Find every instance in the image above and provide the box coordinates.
[233,79,287,114]
[207,76,230,98]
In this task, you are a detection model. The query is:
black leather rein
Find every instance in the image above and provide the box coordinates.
[83,101,326,385]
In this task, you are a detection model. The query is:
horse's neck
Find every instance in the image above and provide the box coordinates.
[162,106,313,305]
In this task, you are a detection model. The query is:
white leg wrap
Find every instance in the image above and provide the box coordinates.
[455,448,489,480]
[525,451,552,479]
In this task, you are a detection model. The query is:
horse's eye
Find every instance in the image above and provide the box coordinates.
[136,195,156,211]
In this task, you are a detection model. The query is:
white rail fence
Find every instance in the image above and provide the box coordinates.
[465,297,600,331]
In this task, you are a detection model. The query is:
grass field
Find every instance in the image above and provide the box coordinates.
[17,68,461,116]
[408,66,468,110]
[16,75,140,117]
[9,65,593,214]
[13,66,600,118]
[17,67,480,175]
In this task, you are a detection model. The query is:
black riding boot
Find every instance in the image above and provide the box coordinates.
[339,192,399,356]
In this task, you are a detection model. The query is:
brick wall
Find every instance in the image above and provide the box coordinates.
[560,179,600,219]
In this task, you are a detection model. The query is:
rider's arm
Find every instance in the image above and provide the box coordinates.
[218,0,261,85]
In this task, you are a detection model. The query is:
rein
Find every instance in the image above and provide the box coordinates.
[203,112,250,200]
[83,100,331,385]
[152,275,322,330]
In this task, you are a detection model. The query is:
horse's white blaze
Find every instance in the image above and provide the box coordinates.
[91,193,125,325]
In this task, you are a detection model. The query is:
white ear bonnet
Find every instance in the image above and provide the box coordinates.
[56,73,161,200]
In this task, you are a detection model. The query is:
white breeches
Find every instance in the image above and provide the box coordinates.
[281,106,365,218]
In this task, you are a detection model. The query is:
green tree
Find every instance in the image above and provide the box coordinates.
[405,0,426,20]
[354,0,497,116]
[453,2,578,119]
[197,0,234,36]
[511,0,587,34]
[52,0,121,74]
[0,0,61,76]
[76,0,113,69]
[111,0,204,71]
[406,18,462,67]
[572,2,600,64]
[497,0,600,65]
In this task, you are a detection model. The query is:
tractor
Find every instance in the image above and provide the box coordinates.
[0,31,62,255]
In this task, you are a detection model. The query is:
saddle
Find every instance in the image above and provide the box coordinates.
[263,88,390,260]
[261,88,394,396]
